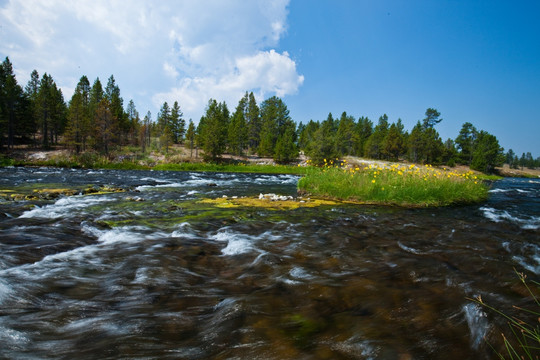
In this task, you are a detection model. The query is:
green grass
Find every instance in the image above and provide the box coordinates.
[298,163,490,206]
[152,162,307,174]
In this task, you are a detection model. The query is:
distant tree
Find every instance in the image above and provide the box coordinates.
[298,119,319,152]
[382,122,405,161]
[308,113,338,161]
[336,112,356,156]
[365,114,389,159]
[442,138,458,167]
[65,90,85,153]
[354,116,373,157]
[198,99,229,161]
[24,69,41,144]
[185,119,196,158]
[228,96,248,156]
[505,149,517,169]
[37,73,66,148]
[139,111,152,153]
[422,108,442,128]
[470,130,504,173]
[258,96,293,159]
[407,121,424,163]
[524,152,535,169]
[104,75,126,142]
[0,57,26,149]
[246,92,260,152]
[170,101,185,144]
[274,123,298,164]
[305,126,340,165]
[94,98,117,155]
[455,122,477,165]
[126,99,140,146]
[422,127,444,164]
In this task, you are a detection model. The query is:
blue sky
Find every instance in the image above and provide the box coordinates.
[1,0,539,156]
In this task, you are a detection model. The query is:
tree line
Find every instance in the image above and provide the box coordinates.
[1,56,539,173]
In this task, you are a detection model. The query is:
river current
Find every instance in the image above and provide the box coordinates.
[0,167,539,359]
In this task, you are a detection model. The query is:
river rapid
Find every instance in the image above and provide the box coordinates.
[0,167,539,359]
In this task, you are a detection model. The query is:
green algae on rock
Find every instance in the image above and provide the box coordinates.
[198,196,340,210]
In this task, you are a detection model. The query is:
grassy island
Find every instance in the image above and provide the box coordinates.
[298,161,490,207]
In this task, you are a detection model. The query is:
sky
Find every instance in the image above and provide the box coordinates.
[1,0,539,156]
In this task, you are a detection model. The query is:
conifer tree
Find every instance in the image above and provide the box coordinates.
[354,116,373,157]
[94,98,117,155]
[170,101,185,144]
[336,112,356,156]
[471,130,504,173]
[246,92,260,151]
[365,114,389,159]
[126,99,140,146]
[228,96,248,156]
[383,122,405,161]
[185,119,196,158]
[198,99,229,161]
[0,57,26,149]
[455,122,477,165]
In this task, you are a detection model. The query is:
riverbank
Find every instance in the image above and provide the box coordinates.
[2,147,537,207]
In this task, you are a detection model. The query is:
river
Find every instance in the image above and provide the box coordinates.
[0,167,539,359]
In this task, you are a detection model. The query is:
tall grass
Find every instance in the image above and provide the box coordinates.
[298,162,489,206]
[470,270,540,359]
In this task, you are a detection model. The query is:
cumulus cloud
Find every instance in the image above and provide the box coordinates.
[0,0,303,120]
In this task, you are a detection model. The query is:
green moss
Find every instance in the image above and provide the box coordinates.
[198,196,340,210]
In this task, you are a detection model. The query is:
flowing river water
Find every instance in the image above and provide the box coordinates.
[0,167,539,359]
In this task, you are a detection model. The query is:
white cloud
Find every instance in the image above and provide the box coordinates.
[0,0,303,121]
[154,50,304,118]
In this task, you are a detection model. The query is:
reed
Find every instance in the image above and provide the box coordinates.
[470,270,540,359]
[298,161,489,206]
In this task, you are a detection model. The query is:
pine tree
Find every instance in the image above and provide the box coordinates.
[407,121,424,163]
[228,96,248,156]
[382,122,405,161]
[126,99,140,146]
[455,122,477,165]
[365,114,389,159]
[65,90,85,153]
[94,98,117,155]
[0,57,26,149]
[471,131,504,173]
[170,101,185,144]
[336,112,356,156]
[258,96,294,160]
[24,69,40,144]
[103,75,128,145]
[422,108,442,128]
[198,99,229,161]
[246,92,260,152]
[185,119,196,158]
[274,124,298,164]
[354,116,373,157]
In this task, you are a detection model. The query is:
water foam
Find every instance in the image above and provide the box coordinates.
[463,303,489,349]
[480,206,540,230]
[19,196,111,219]
[211,230,256,255]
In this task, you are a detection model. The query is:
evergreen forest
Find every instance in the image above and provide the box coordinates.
[1,57,539,174]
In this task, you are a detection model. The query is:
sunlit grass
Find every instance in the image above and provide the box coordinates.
[298,160,490,206]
